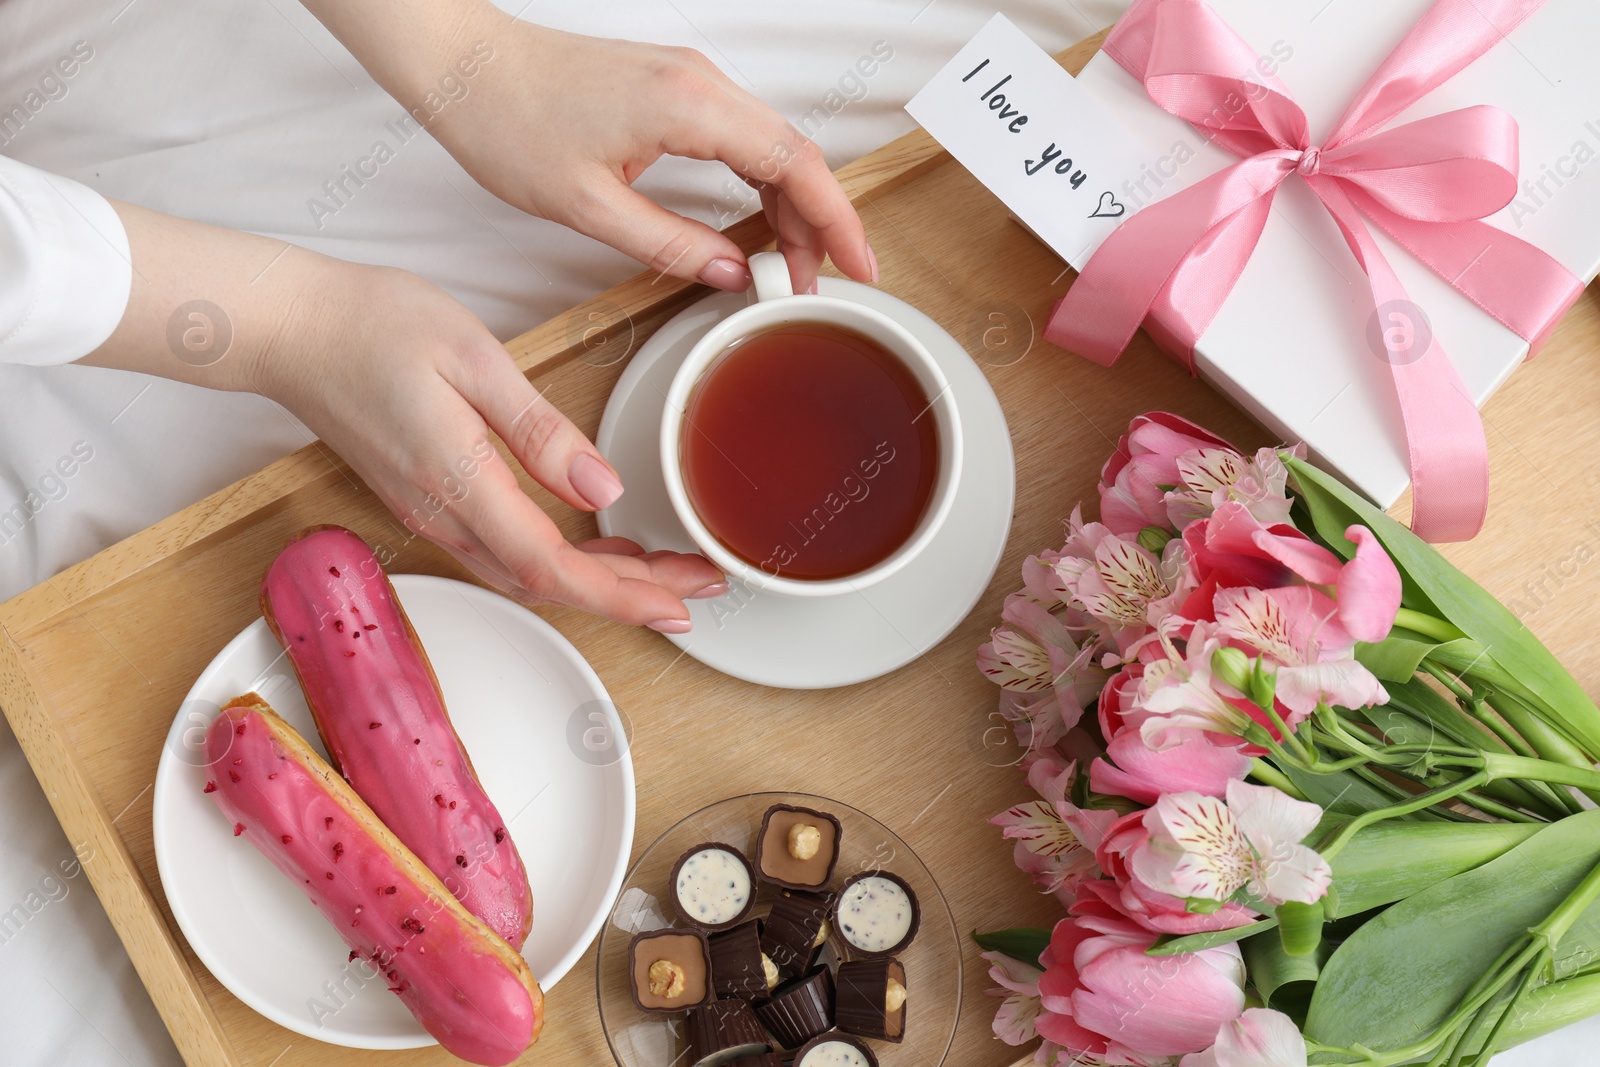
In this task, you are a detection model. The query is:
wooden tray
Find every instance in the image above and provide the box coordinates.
[5,26,1600,1067]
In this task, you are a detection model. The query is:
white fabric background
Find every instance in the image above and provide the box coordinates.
[0,2,1121,1064]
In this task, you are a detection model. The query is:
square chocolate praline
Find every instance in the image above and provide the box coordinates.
[708,919,770,1000]
[759,889,835,978]
[755,804,842,890]
[629,928,713,1013]
[688,998,770,1064]
[837,957,907,1042]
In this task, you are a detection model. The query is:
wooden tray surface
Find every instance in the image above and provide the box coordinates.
[5,27,1600,1067]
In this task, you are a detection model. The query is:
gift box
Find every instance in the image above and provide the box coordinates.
[1067,0,1600,530]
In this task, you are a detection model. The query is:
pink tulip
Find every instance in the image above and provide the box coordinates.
[1100,413,1237,536]
[1092,665,1252,805]
[1037,881,1247,1060]
[1096,812,1261,936]
[1180,503,1401,645]
[1181,1008,1308,1067]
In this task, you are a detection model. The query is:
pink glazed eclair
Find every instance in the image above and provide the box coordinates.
[260,526,533,949]
[205,696,544,1066]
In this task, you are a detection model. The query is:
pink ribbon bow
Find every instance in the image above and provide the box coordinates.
[1044,0,1583,542]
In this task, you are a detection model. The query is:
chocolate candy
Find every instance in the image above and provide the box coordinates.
[708,920,776,1001]
[671,842,756,932]
[836,957,907,1042]
[755,804,842,890]
[760,889,835,977]
[726,1055,782,1067]
[628,929,713,1013]
[793,1032,880,1067]
[687,998,769,1066]
[836,870,919,957]
[753,965,835,1048]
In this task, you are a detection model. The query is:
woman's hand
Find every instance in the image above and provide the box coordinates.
[301,0,875,294]
[83,202,724,631]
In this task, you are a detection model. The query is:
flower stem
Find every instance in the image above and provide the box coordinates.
[1317,772,1492,860]
[1394,608,1468,644]
[1248,758,1308,801]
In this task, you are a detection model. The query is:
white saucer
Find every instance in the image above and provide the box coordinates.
[153,575,634,1049]
[595,279,1015,689]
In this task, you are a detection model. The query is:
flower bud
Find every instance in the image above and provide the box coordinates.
[1137,525,1175,553]
[1211,646,1253,692]
[1248,659,1279,711]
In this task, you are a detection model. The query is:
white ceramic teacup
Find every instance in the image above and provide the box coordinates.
[660,250,963,598]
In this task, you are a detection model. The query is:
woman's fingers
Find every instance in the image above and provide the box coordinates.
[455,457,697,630]
[574,538,725,599]
[669,81,874,286]
[446,350,631,515]
[760,184,824,294]
[569,177,755,292]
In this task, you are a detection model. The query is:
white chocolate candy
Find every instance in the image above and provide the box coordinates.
[798,1040,873,1067]
[837,875,913,952]
[674,847,752,926]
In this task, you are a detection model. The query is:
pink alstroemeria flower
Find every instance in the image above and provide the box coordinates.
[1134,620,1261,748]
[992,757,1120,907]
[1042,516,1196,656]
[1097,813,1261,936]
[1091,665,1252,806]
[1164,447,1297,532]
[1038,882,1247,1060]
[979,593,1107,751]
[981,949,1046,1046]
[1099,413,1236,536]
[1180,502,1401,645]
[1181,1009,1308,1067]
[1213,587,1388,717]
[1131,780,1332,908]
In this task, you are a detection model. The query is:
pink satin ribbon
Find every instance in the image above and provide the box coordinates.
[1045,0,1583,542]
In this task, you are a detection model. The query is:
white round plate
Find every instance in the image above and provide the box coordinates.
[153,574,634,1050]
[596,278,1015,689]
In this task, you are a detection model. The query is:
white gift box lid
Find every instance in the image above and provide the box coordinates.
[1074,0,1600,509]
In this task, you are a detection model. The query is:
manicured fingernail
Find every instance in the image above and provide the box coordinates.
[867,244,880,283]
[699,258,752,292]
[804,279,819,296]
[568,453,624,510]
[690,581,731,599]
[648,617,693,634]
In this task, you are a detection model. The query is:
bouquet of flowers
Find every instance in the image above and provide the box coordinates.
[975,412,1600,1067]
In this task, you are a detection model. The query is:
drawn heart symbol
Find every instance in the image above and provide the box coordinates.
[1088,191,1126,220]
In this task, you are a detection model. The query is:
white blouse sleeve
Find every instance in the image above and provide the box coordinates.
[0,155,132,366]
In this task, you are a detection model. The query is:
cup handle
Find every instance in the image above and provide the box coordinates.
[748,251,794,303]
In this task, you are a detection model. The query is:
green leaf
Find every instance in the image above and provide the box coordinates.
[1382,676,1501,750]
[1305,810,1600,1054]
[1486,972,1600,1054]
[1325,818,1542,919]
[1277,900,1325,957]
[971,927,1051,967]
[1355,635,1442,684]
[1287,457,1600,761]
[1146,918,1277,957]
[1276,761,1400,816]
[1243,929,1331,1024]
